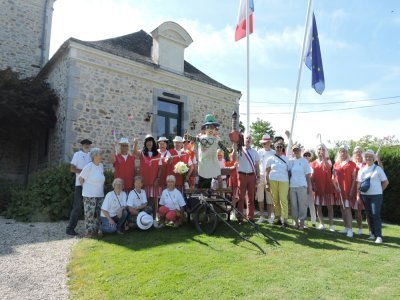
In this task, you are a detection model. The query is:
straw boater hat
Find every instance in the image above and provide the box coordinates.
[259,133,271,145]
[202,114,220,127]
[173,136,184,142]
[136,211,153,230]
[157,136,169,142]
[119,137,130,144]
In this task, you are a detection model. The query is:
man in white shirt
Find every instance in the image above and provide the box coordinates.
[66,139,92,236]
[236,135,260,223]
[257,134,275,223]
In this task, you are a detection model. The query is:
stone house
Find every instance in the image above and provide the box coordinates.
[0,0,241,178]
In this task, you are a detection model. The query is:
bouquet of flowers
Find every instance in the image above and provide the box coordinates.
[173,161,189,175]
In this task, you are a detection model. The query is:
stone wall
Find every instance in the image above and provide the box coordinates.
[44,41,240,170]
[0,0,54,78]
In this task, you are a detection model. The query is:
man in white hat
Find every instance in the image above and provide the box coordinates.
[167,136,194,192]
[109,137,138,192]
[257,134,275,223]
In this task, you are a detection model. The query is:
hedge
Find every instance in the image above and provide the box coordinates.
[4,164,114,222]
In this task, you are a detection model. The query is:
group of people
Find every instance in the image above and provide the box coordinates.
[65,121,389,244]
[66,135,192,238]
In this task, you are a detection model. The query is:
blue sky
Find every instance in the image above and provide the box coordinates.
[50,0,400,148]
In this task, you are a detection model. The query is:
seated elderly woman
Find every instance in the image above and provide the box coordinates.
[127,176,153,227]
[156,175,186,228]
[100,178,128,235]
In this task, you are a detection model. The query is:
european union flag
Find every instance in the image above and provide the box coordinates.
[305,13,325,94]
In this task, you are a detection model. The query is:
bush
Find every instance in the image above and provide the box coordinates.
[379,147,400,224]
[5,165,116,222]
[6,164,74,221]
[0,178,21,214]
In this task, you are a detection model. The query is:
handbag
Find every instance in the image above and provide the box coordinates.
[359,165,377,193]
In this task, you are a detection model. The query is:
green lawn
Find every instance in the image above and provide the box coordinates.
[68,220,400,299]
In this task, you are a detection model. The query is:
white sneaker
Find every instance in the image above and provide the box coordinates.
[375,237,383,244]
[329,225,335,232]
[368,234,376,240]
[267,216,274,224]
[231,212,237,221]
[257,216,265,224]
[339,228,348,234]
[317,224,324,230]
[346,230,354,238]
[357,228,363,235]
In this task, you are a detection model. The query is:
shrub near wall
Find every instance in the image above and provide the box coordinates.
[6,164,74,221]
[6,164,115,222]
[379,147,400,224]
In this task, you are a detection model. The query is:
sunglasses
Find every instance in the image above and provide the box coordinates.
[275,145,283,149]
[303,153,311,157]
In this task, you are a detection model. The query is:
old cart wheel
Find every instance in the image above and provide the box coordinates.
[193,203,218,235]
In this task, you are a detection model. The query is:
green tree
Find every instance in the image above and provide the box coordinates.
[327,135,399,154]
[0,68,59,184]
[250,118,275,148]
[0,68,59,140]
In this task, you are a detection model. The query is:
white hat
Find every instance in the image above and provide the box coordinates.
[173,136,183,142]
[157,136,169,142]
[363,149,376,160]
[338,144,349,151]
[119,137,130,144]
[259,134,271,144]
[136,211,153,230]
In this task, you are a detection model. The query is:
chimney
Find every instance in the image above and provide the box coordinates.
[151,21,193,74]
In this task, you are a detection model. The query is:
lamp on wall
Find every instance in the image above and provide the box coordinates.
[189,120,197,130]
[144,112,153,122]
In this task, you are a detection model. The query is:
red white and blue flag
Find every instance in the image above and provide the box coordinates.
[235,0,254,41]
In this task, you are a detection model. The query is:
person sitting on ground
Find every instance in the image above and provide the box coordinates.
[100,178,128,235]
[127,176,153,227]
[156,175,186,228]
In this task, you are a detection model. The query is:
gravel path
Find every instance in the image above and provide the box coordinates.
[0,217,83,300]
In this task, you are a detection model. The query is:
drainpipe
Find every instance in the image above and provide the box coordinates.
[40,0,55,68]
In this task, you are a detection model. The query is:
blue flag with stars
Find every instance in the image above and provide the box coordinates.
[305,13,325,94]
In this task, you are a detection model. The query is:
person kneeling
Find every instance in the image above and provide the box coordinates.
[127,176,153,228]
[100,178,128,235]
[156,175,186,228]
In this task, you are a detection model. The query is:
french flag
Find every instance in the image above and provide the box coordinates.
[235,0,254,41]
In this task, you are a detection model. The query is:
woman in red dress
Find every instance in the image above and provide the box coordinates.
[134,135,160,219]
[310,144,336,231]
[184,139,197,188]
[352,146,367,235]
[333,145,357,238]
[168,136,194,193]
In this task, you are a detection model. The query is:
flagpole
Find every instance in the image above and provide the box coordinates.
[246,0,250,135]
[287,0,313,155]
